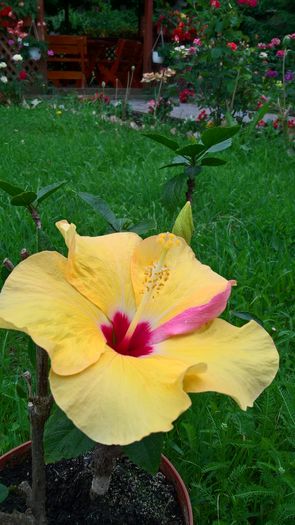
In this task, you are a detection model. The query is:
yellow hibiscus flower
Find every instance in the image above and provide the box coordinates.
[0,221,279,445]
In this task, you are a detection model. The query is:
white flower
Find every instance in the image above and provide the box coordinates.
[0,75,8,83]
[12,54,23,62]
[0,62,7,69]
[259,52,268,59]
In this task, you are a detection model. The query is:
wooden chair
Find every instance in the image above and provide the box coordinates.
[96,39,143,88]
[46,35,87,88]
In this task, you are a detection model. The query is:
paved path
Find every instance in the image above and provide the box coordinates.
[127,99,277,122]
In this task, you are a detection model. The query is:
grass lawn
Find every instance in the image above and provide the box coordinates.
[0,103,294,524]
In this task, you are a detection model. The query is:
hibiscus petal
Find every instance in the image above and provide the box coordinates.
[156,319,279,409]
[50,351,193,445]
[131,233,230,328]
[0,252,107,375]
[151,281,233,343]
[57,221,141,318]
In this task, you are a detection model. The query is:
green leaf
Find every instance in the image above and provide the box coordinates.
[143,133,179,151]
[162,173,187,208]
[124,432,164,475]
[175,144,206,160]
[211,47,223,59]
[10,192,37,207]
[16,382,27,399]
[27,338,37,369]
[160,161,188,170]
[207,139,233,153]
[128,219,156,235]
[248,104,270,132]
[36,181,67,204]
[0,265,10,286]
[44,405,95,464]
[184,166,202,178]
[78,192,119,231]
[201,157,227,166]
[172,201,194,244]
[231,311,264,327]
[0,179,24,196]
[201,126,239,148]
[0,483,9,504]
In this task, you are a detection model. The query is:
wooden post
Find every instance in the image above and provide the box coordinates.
[36,0,45,40]
[143,0,153,73]
[36,0,47,80]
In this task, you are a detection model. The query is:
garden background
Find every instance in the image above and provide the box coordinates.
[0,0,295,524]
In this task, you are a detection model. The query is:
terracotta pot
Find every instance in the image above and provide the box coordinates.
[0,441,194,524]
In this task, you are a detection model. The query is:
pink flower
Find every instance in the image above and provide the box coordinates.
[288,118,295,128]
[276,49,285,58]
[188,46,197,55]
[257,42,267,49]
[210,0,221,7]
[47,49,54,56]
[269,38,281,48]
[148,99,156,111]
[227,42,238,51]
[193,38,202,46]
[18,70,27,80]
[257,119,266,127]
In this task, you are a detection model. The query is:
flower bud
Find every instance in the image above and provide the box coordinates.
[172,201,194,245]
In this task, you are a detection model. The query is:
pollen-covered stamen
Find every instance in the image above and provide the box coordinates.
[123,233,178,342]
[101,312,153,357]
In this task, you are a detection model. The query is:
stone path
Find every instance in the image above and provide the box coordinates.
[127,98,277,122]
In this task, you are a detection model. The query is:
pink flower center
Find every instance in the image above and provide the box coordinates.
[101,312,153,357]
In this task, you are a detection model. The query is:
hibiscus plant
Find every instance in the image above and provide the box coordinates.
[0,179,279,524]
[145,125,239,206]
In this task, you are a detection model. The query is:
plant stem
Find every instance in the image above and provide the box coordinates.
[185,177,195,203]
[230,67,241,113]
[25,207,51,524]
[90,444,121,499]
[28,206,42,230]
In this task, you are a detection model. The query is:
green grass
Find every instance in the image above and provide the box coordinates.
[0,103,294,524]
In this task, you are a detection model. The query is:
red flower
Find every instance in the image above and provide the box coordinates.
[210,0,221,7]
[227,42,238,51]
[257,119,266,127]
[18,70,27,80]
[0,6,12,17]
[272,119,279,129]
[179,88,195,103]
[237,0,257,6]
[288,119,295,128]
[196,109,208,121]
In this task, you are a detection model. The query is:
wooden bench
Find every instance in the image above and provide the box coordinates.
[47,35,87,88]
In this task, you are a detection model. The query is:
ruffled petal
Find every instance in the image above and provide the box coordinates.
[50,350,193,445]
[156,319,279,409]
[131,233,231,328]
[151,281,232,343]
[0,252,107,375]
[57,221,141,318]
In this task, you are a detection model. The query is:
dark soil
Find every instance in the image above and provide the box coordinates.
[0,451,184,525]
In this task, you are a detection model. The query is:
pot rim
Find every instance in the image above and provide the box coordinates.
[0,441,194,525]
